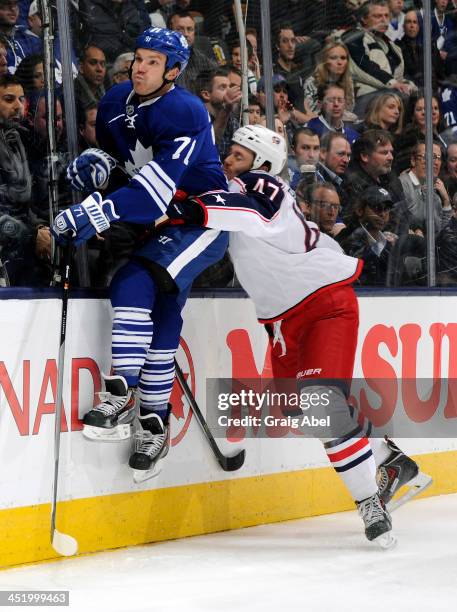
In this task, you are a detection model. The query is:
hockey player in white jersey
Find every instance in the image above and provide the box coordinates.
[167,124,431,546]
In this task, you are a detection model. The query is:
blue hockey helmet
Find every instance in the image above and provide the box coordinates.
[135,27,190,76]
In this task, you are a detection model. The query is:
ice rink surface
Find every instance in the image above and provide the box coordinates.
[1,493,456,612]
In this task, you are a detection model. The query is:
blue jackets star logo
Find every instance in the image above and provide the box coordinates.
[214,194,226,204]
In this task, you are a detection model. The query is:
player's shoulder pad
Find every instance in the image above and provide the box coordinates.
[99,80,132,106]
[238,170,284,191]
[163,86,209,130]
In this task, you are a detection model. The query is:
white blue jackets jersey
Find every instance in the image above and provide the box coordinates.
[96,81,228,289]
[195,171,362,321]
[96,80,228,223]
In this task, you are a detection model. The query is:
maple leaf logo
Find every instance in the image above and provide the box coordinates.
[124,139,153,176]
[170,371,189,421]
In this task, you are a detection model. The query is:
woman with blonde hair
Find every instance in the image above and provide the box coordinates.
[361,92,404,135]
[303,41,355,115]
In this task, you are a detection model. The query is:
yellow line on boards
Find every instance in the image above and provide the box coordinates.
[1,450,456,569]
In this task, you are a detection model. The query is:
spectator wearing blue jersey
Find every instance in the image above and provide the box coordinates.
[0,0,41,74]
[51,28,229,481]
[306,83,359,146]
[23,1,78,86]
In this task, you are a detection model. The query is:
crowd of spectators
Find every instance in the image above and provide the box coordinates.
[2,0,457,289]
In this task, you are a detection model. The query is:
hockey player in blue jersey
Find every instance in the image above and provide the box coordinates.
[51,27,228,481]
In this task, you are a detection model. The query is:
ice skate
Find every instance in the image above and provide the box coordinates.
[83,375,136,442]
[357,492,396,549]
[377,438,432,512]
[129,409,170,483]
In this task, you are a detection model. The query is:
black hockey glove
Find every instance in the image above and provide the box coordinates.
[166,196,207,226]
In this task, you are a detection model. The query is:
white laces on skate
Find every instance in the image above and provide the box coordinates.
[94,392,128,416]
[133,430,166,458]
[357,495,386,527]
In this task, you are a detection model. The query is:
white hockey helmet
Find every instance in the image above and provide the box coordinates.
[232,124,287,176]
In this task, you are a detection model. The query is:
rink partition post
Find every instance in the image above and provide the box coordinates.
[1,291,457,568]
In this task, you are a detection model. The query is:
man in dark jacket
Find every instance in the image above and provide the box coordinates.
[79,0,150,62]
[340,128,408,234]
[0,75,50,284]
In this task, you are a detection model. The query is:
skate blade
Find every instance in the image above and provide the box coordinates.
[372,531,397,550]
[388,472,433,512]
[132,464,162,483]
[82,423,132,442]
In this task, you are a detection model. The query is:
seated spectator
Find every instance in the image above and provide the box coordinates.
[78,102,98,150]
[358,92,404,135]
[14,52,43,94]
[306,83,359,145]
[395,91,447,173]
[26,0,40,36]
[303,0,360,40]
[399,9,444,89]
[336,185,397,285]
[272,22,315,112]
[109,52,134,86]
[168,10,217,94]
[79,0,150,63]
[317,132,352,196]
[0,33,8,76]
[386,0,406,42]
[429,0,454,66]
[306,181,345,237]
[229,38,259,95]
[343,0,416,115]
[442,141,457,199]
[24,90,72,227]
[340,128,407,233]
[196,68,240,160]
[74,45,106,109]
[0,0,41,74]
[436,199,457,285]
[302,41,356,118]
[399,139,452,234]
[257,74,313,147]
[246,27,258,58]
[248,94,262,125]
[288,127,320,189]
[0,74,50,285]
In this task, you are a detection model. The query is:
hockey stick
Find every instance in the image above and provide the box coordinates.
[174,359,245,471]
[50,244,78,556]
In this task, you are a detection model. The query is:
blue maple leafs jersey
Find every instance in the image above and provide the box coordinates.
[96,81,227,224]
[441,85,457,128]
